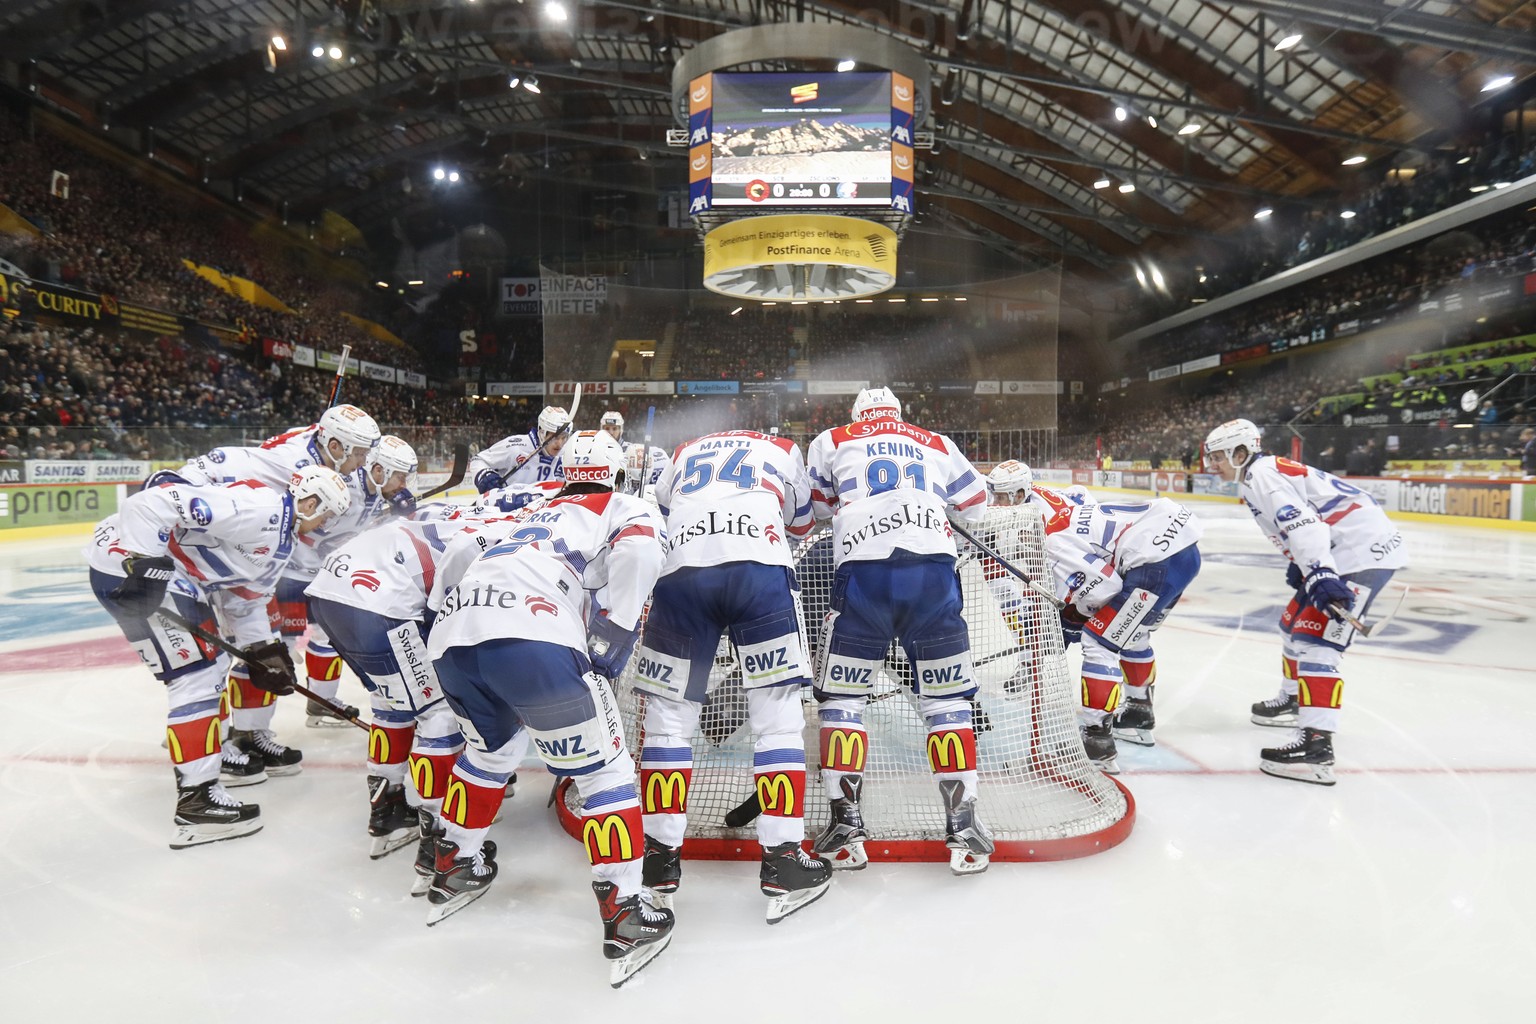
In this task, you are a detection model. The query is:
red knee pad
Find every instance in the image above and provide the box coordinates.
[1119,658,1157,688]
[408,751,459,800]
[819,726,868,773]
[166,714,221,765]
[441,772,506,832]
[1080,675,1123,714]
[227,669,275,709]
[642,767,691,814]
[368,724,414,767]
[754,769,805,817]
[581,804,643,865]
[1298,674,1344,709]
[305,650,342,683]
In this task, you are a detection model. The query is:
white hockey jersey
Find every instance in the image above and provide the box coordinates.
[306,517,517,622]
[469,430,564,493]
[426,491,666,658]
[623,443,671,494]
[1238,455,1407,575]
[85,480,298,645]
[655,431,814,573]
[1043,498,1204,613]
[806,416,987,563]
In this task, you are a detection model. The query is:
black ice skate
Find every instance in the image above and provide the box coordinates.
[759,842,832,923]
[812,775,869,870]
[1260,728,1336,786]
[170,779,262,849]
[939,778,995,876]
[426,839,497,926]
[642,837,682,910]
[367,775,419,860]
[1251,691,1300,728]
[594,880,675,988]
[218,740,267,788]
[305,698,360,729]
[230,728,303,776]
[411,808,443,897]
[1112,691,1156,747]
[1081,722,1120,774]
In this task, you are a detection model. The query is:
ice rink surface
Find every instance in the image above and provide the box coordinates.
[2,504,1533,1022]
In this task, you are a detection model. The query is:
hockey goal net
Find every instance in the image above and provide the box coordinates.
[558,503,1134,862]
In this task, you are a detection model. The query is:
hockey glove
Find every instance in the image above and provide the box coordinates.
[1303,568,1354,620]
[386,487,418,517]
[473,469,504,494]
[588,615,638,682]
[1059,607,1085,647]
[242,639,297,695]
[109,555,175,619]
[1285,562,1305,591]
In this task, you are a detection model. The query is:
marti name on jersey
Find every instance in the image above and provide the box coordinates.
[841,501,948,556]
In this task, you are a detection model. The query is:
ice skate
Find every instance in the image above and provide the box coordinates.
[218,740,267,788]
[367,775,418,859]
[1251,691,1299,728]
[230,728,303,777]
[1260,728,1336,786]
[426,839,497,925]
[1081,722,1119,774]
[939,778,994,876]
[641,837,682,910]
[811,775,869,870]
[594,880,674,988]
[410,808,443,897]
[759,842,831,923]
[170,779,262,849]
[1112,693,1156,747]
[305,698,360,729]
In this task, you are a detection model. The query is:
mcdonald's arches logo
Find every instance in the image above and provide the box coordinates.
[755,772,798,817]
[442,778,470,826]
[409,754,437,800]
[165,717,221,764]
[821,728,866,772]
[582,814,635,863]
[644,770,689,813]
[927,731,969,771]
[368,726,391,764]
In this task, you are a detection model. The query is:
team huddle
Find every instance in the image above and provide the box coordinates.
[87,390,1407,986]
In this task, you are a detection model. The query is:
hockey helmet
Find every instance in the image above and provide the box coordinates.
[316,405,381,469]
[289,464,353,526]
[560,430,625,488]
[537,405,574,446]
[1203,418,1262,471]
[987,460,1034,504]
[600,410,625,440]
[852,386,902,423]
[623,443,650,487]
[366,435,418,494]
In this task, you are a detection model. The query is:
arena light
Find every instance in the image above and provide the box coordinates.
[1177,122,1201,136]
[448,171,460,182]
[1254,207,1273,219]
[729,306,742,315]
[508,74,520,89]
[1340,209,1357,219]
[1456,155,1471,165]
[953,297,967,301]
[1094,178,1111,189]
[524,75,541,94]
[407,279,424,286]
[1481,74,1514,93]
[1145,114,1157,128]
[1341,155,1367,166]
[1114,105,1127,122]
[837,59,856,72]
[375,280,388,289]
[1133,266,1148,288]
[888,297,906,302]
[328,45,343,60]
[920,296,940,302]
[271,35,287,52]
[1118,182,1136,193]
[1469,185,1490,193]
[791,300,808,305]
[1149,265,1165,289]
[1494,181,1512,189]
[1274,33,1303,52]
[311,45,324,57]
[545,1,569,23]
[855,298,874,303]
[432,167,446,180]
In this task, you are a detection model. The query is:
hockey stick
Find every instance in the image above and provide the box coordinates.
[638,405,656,500]
[1331,583,1410,639]
[568,382,582,425]
[417,443,470,501]
[325,344,352,409]
[154,609,369,732]
[948,518,1064,610]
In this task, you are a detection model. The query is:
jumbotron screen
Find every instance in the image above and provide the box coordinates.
[709,72,893,207]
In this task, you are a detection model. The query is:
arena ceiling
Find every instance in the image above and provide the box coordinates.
[3,0,1533,274]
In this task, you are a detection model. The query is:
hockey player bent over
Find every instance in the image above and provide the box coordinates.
[601,410,669,495]
[630,428,831,923]
[468,405,572,498]
[425,430,674,986]
[1042,498,1203,773]
[86,466,352,848]
[1204,419,1407,785]
[805,386,995,875]
[306,510,517,878]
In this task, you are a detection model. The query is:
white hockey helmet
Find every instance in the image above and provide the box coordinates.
[366,435,418,493]
[600,410,625,440]
[559,430,625,488]
[1203,418,1263,469]
[316,405,381,465]
[537,405,574,445]
[289,464,352,526]
[852,386,902,422]
[988,460,1034,504]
